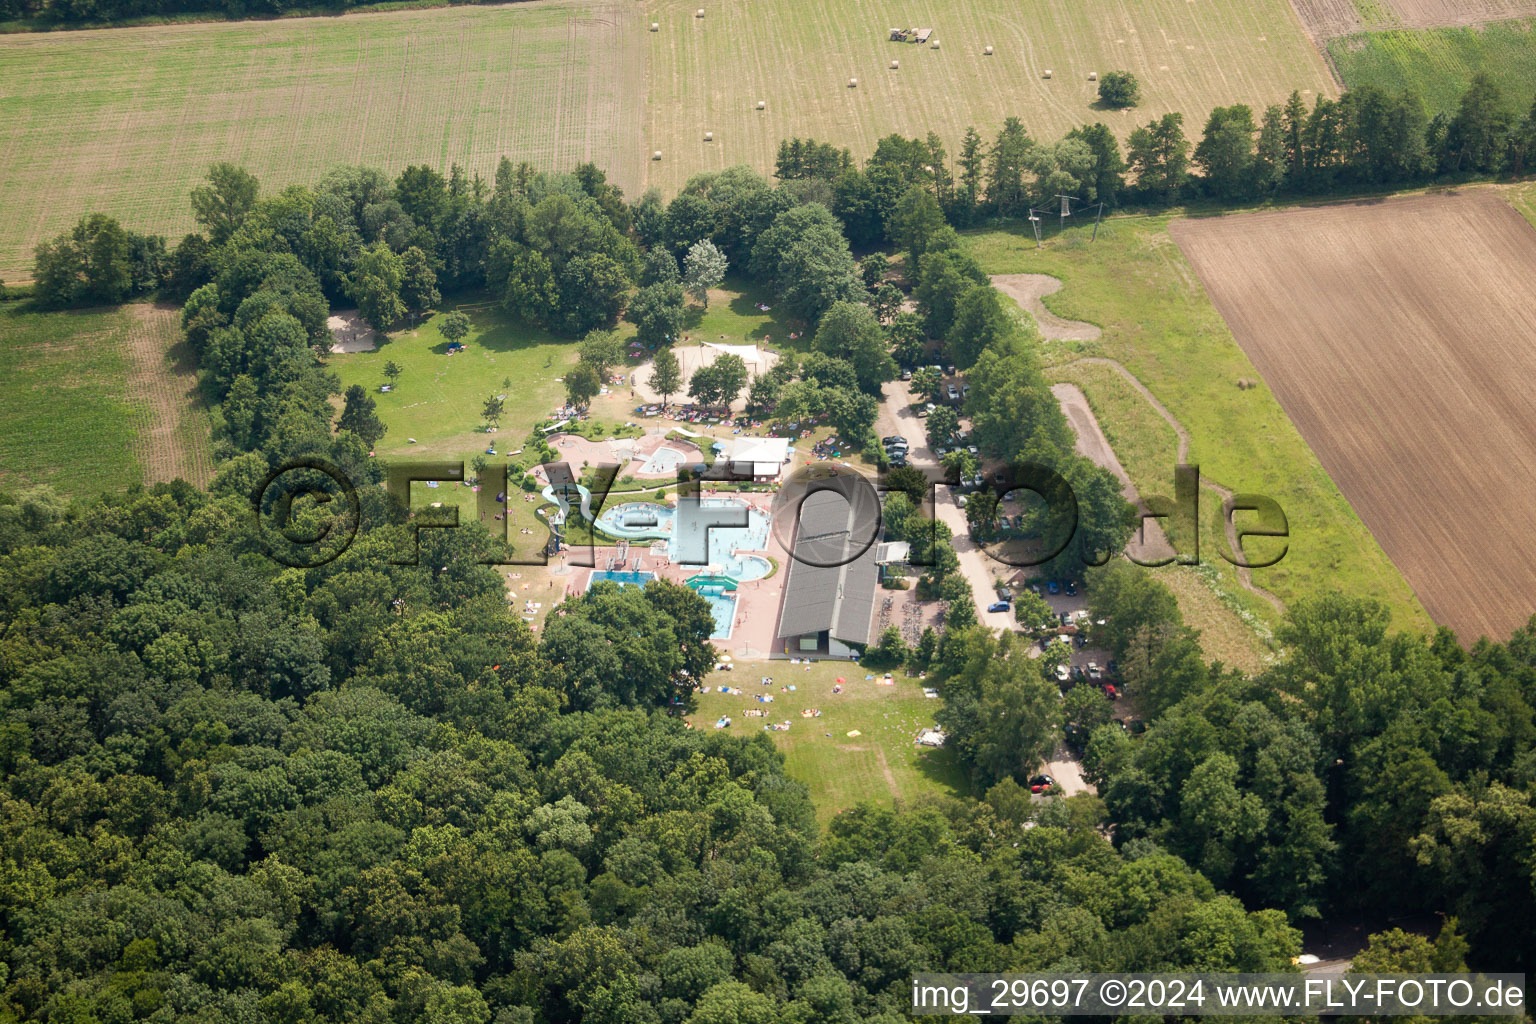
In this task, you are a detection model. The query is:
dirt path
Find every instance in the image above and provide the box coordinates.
[990,274,1102,341]
[1053,383,1176,565]
[125,303,213,486]
[1055,357,1284,613]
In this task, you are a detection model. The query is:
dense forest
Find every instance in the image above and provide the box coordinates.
[5,71,1536,1020]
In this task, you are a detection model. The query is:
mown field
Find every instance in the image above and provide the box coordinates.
[691,661,966,825]
[0,304,137,494]
[0,0,645,281]
[0,302,212,496]
[1328,17,1536,114]
[642,0,1336,194]
[1171,191,1536,644]
[966,216,1432,636]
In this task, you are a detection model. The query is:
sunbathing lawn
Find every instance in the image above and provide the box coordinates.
[691,660,967,826]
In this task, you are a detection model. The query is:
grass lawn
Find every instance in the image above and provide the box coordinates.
[968,216,1431,635]
[328,302,576,460]
[692,660,967,826]
[1328,18,1536,116]
[0,303,143,496]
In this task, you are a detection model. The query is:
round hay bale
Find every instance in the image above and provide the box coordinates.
[695,7,704,16]
[756,99,766,109]
[984,45,993,55]
[1043,68,1053,79]
[931,39,940,48]
[704,131,713,141]
[848,77,858,87]
[652,150,663,161]
[650,21,658,31]
[890,59,899,69]
[1088,70,1098,81]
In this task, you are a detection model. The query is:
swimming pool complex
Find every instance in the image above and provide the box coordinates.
[592,498,772,581]
[637,445,689,476]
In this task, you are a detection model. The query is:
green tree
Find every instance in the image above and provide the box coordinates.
[564,362,602,411]
[483,393,506,428]
[649,347,683,407]
[440,310,471,344]
[625,280,686,348]
[748,204,864,323]
[384,360,403,388]
[946,285,1018,371]
[682,239,728,307]
[190,162,260,244]
[1195,105,1257,200]
[1128,113,1190,203]
[338,384,387,448]
[32,213,136,307]
[350,243,406,332]
[813,301,896,395]
[578,329,624,379]
[399,245,440,315]
[1096,71,1141,108]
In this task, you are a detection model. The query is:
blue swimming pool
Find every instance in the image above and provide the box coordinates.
[695,586,737,639]
[585,570,657,591]
[591,498,771,581]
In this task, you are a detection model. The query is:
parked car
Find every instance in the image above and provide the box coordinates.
[900,368,912,381]
[956,495,968,507]
[1064,580,1077,596]
[996,585,1012,601]
[1047,580,1060,595]
[946,384,960,401]
[1103,683,1119,700]
[1088,663,1102,680]
[962,384,971,399]
[882,435,906,445]
[945,364,957,376]
[987,601,1010,613]
[967,445,979,455]
[971,472,985,488]
[994,469,1008,484]
[1054,664,1070,682]
[1028,774,1056,793]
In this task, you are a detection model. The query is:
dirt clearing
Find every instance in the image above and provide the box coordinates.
[1170,191,1536,643]
[1290,0,1536,37]
[992,275,1101,341]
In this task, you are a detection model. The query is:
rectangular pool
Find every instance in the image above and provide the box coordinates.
[585,570,657,591]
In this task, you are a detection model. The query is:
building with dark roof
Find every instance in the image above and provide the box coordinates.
[775,486,880,658]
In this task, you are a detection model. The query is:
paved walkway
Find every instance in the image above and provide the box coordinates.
[877,382,1012,632]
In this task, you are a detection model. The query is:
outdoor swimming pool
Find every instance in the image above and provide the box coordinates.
[694,584,737,639]
[637,445,688,476]
[585,569,657,591]
[591,498,771,580]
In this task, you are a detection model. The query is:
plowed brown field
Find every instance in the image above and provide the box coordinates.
[1170,191,1536,643]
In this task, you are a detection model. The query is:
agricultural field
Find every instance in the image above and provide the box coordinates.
[0,0,645,281]
[0,301,210,495]
[1290,0,1536,38]
[642,0,1336,194]
[691,662,966,825]
[1328,17,1536,114]
[966,216,1431,635]
[1170,190,1536,644]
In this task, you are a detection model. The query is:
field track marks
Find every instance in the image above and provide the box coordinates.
[1057,356,1286,613]
[124,304,214,487]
